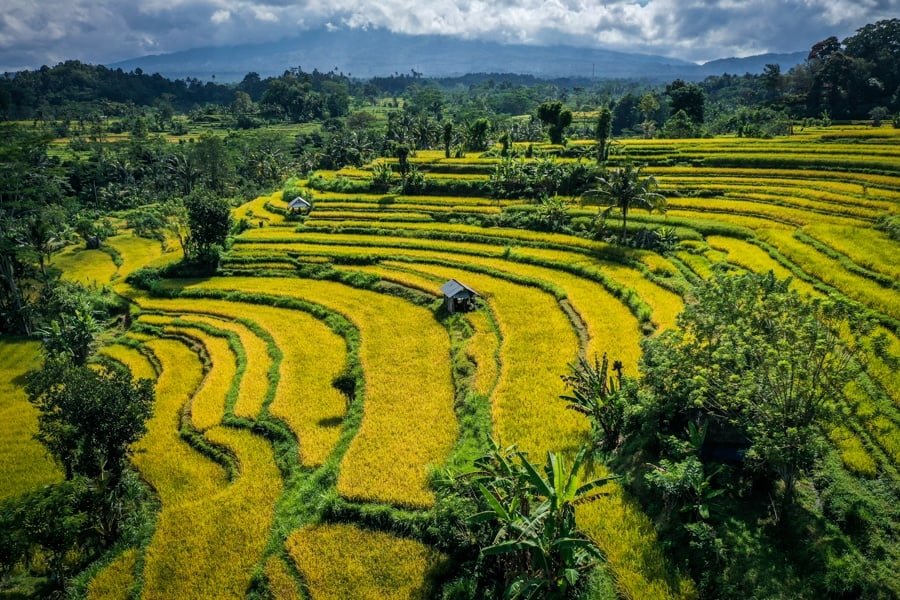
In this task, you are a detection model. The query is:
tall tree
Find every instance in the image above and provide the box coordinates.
[665,80,706,124]
[537,101,573,144]
[26,357,154,484]
[184,189,231,262]
[594,107,612,164]
[581,163,666,244]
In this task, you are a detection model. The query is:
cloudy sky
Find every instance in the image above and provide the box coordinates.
[1,0,897,72]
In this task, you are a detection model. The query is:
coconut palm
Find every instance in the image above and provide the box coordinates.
[582,163,666,244]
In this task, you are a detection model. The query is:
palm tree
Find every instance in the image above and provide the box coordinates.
[582,163,666,244]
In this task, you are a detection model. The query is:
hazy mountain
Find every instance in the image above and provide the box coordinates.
[697,51,807,76]
[110,28,804,82]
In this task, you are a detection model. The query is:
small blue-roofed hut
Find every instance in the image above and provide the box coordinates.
[441,279,479,313]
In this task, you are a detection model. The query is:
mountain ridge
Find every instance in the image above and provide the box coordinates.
[109,28,806,82]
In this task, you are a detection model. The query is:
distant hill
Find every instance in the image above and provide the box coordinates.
[109,28,804,82]
[697,52,807,77]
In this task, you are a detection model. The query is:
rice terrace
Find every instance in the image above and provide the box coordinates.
[0,9,899,600]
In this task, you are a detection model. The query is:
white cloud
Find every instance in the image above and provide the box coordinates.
[210,9,231,24]
[0,0,897,72]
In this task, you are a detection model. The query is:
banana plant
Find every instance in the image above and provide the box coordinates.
[469,441,614,599]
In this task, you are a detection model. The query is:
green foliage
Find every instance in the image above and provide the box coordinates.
[447,441,610,599]
[184,188,232,263]
[662,110,700,139]
[26,356,154,483]
[641,272,866,501]
[594,108,612,164]
[466,119,491,152]
[665,80,705,123]
[561,354,626,451]
[537,101,573,145]
[582,163,666,244]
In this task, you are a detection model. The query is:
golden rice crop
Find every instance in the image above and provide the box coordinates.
[284,524,445,600]
[514,247,685,332]
[234,191,286,225]
[759,229,900,320]
[705,236,819,297]
[181,315,272,419]
[296,219,610,252]
[98,343,157,381]
[665,209,795,231]
[133,296,346,467]
[172,277,457,508]
[133,338,227,507]
[0,339,61,500]
[389,263,691,599]
[142,426,281,600]
[647,166,900,192]
[52,246,117,286]
[333,264,443,297]
[265,556,301,600]
[107,233,179,279]
[829,426,878,477]
[167,324,236,431]
[666,197,869,227]
[803,224,900,281]
[675,251,715,280]
[465,308,501,398]
[86,549,137,600]
[447,256,643,372]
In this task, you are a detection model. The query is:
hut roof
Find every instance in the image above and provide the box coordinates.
[288,197,312,209]
[441,279,478,298]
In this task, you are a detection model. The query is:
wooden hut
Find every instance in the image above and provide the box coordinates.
[288,196,313,215]
[441,279,479,313]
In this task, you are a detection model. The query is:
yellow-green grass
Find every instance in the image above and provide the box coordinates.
[830,426,879,477]
[245,218,607,253]
[161,321,236,431]
[337,263,495,398]
[665,197,870,227]
[665,209,795,231]
[133,338,227,507]
[52,246,117,286]
[759,229,900,319]
[389,264,691,599]
[285,524,446,600]
[180,315,272,419]
[314,202,502,215]
[513,247,685,332]
[0,339,61,500]
[866,327,900,409]
[332,264,442,297]
[705,236,819,297]
[131,296,346,467]
[106,233,177,278]
[656,175,900,201]
[142,426,282,600]
[803,224,900,281]
[310,211,434,222]
[466,309,501,398]
[234,191,286,225]
[265,556,301,600]
[86,549,137,600]
[647,166,900,191]
[234,233,681,333]
[174,277,456,507]
[676,251,715,280]
[722,191,886,219]
[98,343,157,381]
[351,252,643,371]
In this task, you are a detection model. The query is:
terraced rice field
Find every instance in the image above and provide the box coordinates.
[3,124,897,599]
